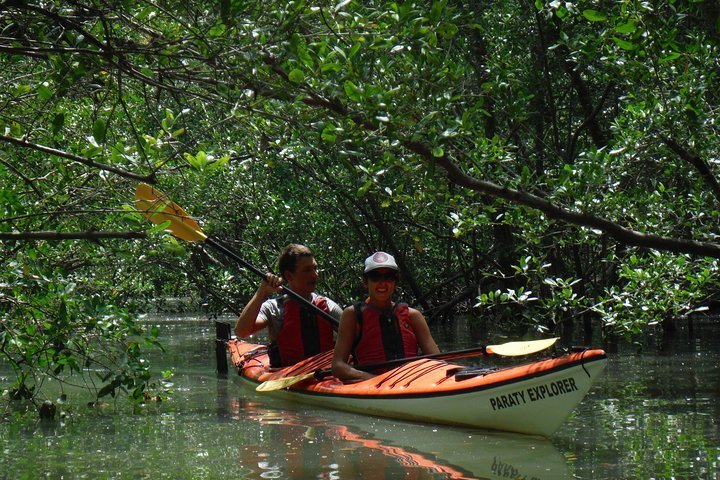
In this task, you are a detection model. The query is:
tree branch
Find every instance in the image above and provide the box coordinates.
[418,143,720,258]
[0,231,147,241]
[0,157,43,198]
[258,68,720,258]
[664,137,720,204]
[0,134,155,183]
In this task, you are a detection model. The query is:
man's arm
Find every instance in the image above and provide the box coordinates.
[234,273,281,337]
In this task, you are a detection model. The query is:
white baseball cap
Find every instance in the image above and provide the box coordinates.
[364,251,399,273]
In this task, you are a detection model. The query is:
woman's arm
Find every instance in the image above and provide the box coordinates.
[409,308,440,355]
[332,306,375,381]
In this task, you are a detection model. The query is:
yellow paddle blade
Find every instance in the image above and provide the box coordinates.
[135,183,202,231]
[486,337,559,357]
[135,198,207,242]
[256,372,315,392]
[134,184,207,242]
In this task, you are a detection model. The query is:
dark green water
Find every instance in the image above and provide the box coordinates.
[2,315,719,479]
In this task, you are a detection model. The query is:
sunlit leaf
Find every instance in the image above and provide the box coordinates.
[37,82,53,101]
[288,69,305,83]
[582,10,606,22]
[615,22,637,34]
[612,37,636,51]
[344,80,363,101]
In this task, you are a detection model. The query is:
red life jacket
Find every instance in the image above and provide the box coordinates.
[268,296,335,367]
[352,302,418,367]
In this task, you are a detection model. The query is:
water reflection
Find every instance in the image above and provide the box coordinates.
[5,315,719,479]
[220,393,570,480]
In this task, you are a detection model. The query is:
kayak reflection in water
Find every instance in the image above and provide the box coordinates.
[228,396,571,480]
[332,251,440,381]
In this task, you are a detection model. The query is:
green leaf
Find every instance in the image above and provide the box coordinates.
[298,51,314,68]
[93,118,106,143]
[321,62,342,73]
[438,23,459,39]
[51,113,65,135]
[196,151,207,166]
[348,43,362,59]
[615,22,637,34]
[660,52,681,63]
[290,33,314,68]
[184,151,208,169]
[37,82,53,101]
[288,69,305,83]
[161,111,174,131]
[290,33,303,51]
[209,155,231,171]
[612,37,636,51]
[97,383,116,398]
[344,80,363,102]
[321,124,338,143]
[148,220,171,235]
[10,121,22,137]
[161,237,186,255]
[582,10,606,22]
[429,0,445,22]
[432,146,444,157]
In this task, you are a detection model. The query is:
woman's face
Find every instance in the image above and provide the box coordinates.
[364,268,398,303]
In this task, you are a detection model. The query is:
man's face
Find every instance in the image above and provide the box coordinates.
[284,256,319,298]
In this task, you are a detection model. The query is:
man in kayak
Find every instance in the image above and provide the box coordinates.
[332,251,440,381]
[235,244,343,367]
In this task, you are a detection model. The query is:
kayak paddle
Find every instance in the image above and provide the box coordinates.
[134,183,339,329]
[256,337,560,391]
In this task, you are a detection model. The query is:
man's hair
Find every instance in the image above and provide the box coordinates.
[277,244,314,275]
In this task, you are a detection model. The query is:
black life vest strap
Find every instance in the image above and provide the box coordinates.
[299,302,321,356]
[267,342,281,367]
[350,301,364,364]
[379,309,404,361]
[352,302,406,364]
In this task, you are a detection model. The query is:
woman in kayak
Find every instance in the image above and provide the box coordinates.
[332,251,440,381]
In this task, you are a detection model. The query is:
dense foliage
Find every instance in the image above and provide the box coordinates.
[2,0,720,410]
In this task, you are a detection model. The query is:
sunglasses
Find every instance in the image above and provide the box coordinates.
[366,271,398,282]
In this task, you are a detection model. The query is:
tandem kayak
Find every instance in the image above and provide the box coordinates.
[222,334,607,437]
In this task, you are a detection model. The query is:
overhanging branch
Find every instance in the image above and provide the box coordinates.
[664,137,720,204]
[0,134,155,183]
[0,231,147,241]
[405,139,720,258]
[257,64,720,258]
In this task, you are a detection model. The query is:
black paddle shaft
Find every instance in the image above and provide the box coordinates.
[308,345,491,381]
[205,238,339,329]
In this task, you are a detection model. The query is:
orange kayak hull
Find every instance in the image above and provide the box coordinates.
[227,339,606,437]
